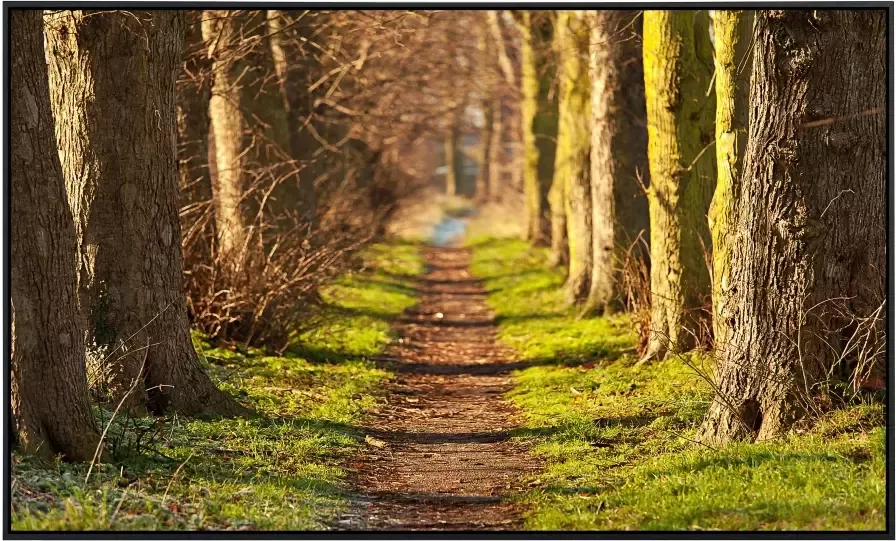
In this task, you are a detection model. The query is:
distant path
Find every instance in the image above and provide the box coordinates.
[340,246,539,531]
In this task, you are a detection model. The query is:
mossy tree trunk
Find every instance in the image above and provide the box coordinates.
[554,11,592,304]
[515,12,553,246]
[641,10,716,361]
[11,10,102,461]
[203,10,247,270]
[702,10,885,444]
[44,10,247,417]
[708,10,753,350]
[584,10,650,316]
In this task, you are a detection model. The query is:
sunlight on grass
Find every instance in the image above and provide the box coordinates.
[469,236,885,531]
[11,241,422,531]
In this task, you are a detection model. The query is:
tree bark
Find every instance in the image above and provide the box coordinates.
[702,10,885,443]
[709,11,753,350]
[641,10,716,361]
[515,12,552,246]
[203,10,247,270]
[583,10,650,316]
[11,10,103,461]
[44,10,246,417]
[554,11,592,304]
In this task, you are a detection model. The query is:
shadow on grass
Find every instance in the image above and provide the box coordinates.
[283,343,371,364]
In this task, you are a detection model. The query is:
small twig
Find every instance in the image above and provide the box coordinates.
[161,452,195,506]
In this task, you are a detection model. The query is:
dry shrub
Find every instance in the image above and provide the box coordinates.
[619,231,651,356]
[180,142,419,351]
[798,297,887,416]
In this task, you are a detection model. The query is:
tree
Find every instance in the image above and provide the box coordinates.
[515,11,554,246]
[708,10,753,350]
[583,10,650,316]
[444,107,461,196]
[664,9,754,362]
[553,11,592,303]
[640,10,716,361]
[702,10,885,443]
[44,10,246,417]
[487,103,505,201]
[177,12,213,207]
[487,10,516,89]
[203,10,247,269]
[475,20,494,201]
[266,10,318,226]
[11,9,102,461]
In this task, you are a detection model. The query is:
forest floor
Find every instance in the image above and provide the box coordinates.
[9,222,887,531]
[10,243,423,531]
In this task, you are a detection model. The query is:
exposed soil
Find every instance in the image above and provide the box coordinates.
[339,246,540,531]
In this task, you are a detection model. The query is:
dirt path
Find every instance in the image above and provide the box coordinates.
[341,246,540,531]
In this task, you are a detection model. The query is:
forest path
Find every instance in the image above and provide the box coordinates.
[339,246,540,530]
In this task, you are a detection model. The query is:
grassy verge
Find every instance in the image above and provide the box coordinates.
[469,237,885,531]
[11,241,423,531]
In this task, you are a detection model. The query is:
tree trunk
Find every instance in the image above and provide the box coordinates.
[516,12,551,246]
[10,10,103,462]
[177,12,213,204]
[584,10,650,316]
[477,103,493,201]
[641,10,716,361]
[44,10,246,417]
[487,11,516,88]
[701,10,885,443]
[266,10,318,227]
[203,10,247,270]
[488,101,504,201]
[444,109,460,196]
[475,23,493,202]
[554,11,592,304]
[708,11,753,349]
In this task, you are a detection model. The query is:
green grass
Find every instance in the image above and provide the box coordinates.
[11,241,423,531]
[469,236,886,531]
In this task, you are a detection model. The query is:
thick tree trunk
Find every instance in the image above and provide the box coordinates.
[266,10,318,226]
[709,11,753,350]
[641,10,716,361]
[702,10,885,443]
[516,12,551,246]
[203,10,247,270]
[554,11,592,304]
[10,10,103,462]
[44,10,246,417]
[584,10,650,316]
